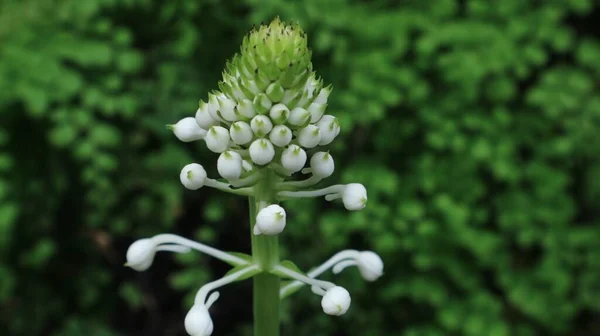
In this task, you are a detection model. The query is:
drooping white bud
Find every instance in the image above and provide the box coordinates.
[342,183,367,211]
[217,151,243,180]
[280,145,307,173]
[356,251,384,281]
[314,85,332,105]
[180,163,207,190]
[310,152,335,178]
[297,124,321,148]
[254,204,286,235]
[216,95,237,122]
[250,115,273,137]
[205,126,230,153]
[321,286,351,316]
[195,101,220,129]
[229,121,253,145]
[308,102,327,123]
[269,125,292,147]
[249,139,275,165]
[235,99,256,119]
[185,305,214,336]
[288,107,311,127]
[168,117,207,142]
[269,104,290,124]
[125,239,156,272]
[316,115,341,146]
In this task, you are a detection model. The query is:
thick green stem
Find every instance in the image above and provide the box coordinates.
[250,171,280,336]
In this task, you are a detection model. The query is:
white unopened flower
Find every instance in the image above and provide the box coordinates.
[310,152,335,178]
[314,85,332,105]
[125,239,155,271]
[216,95,237,122]
[229,121,253,145]
[316,115,340,146]
[236,99,256,119]
[254,204,286,235]
[250,115,273,137]
[253,93,272,115]
[217,151,243,180]
[281,145,307,173]
[249,139,275,165]
[308,102,327,123]
[205,126,230,153]
[195,101,220,129]
[321,286,351,316]
[356,251,384,281]
[207,93,223,121]
[269,104,290,124]
[288,107,311,126]
[169,117,207,142]
[180,163,207,190]
[342,183,367,211]
[185,305,214,336]
[269,125,292,147]
[297,125,321,148]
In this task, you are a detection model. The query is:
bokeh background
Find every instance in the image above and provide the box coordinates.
[1,0,600,335]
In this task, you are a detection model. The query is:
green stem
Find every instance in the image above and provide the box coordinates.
[250,171,280,336]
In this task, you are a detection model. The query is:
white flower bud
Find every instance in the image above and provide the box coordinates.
[180,163,207,190]
[205,126,230,153]
[310,152,335,178]
[316,115,341,146]
[250,115,273,137]
[217,151,243,180]
[195,101,220,129]
[314,85,332,105]
[169,117,207,142]
[356,251,384,281]
[280,145,307,173]
[229,121,253,145]
[269,104,290,124]
[269,125,292,147]
[235,98,256,119]
[297,125,321,148]
[207,93,223,121]
[288,107,311,126]
[125,239,155,271]
[308,102,327,123]
[342,183,367,211]
[253,204,286,235]
[216,96,237,122]
[185,305,214,336]
[249,139,275,165]
[321,286,351,316]
[253,93,272,115]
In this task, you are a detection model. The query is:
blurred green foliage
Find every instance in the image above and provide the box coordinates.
[1,0,600,335]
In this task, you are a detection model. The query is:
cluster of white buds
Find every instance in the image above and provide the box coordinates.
[129,18,383,336]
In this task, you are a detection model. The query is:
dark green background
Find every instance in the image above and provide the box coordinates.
[1,0,600,335]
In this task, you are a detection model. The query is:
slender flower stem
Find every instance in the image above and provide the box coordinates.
[204,178,255,196]
[277,184,344,199]
[194,264,260,305]
[251,170,280,336]
[151,234,250,266]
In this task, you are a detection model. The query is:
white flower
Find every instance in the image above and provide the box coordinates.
[195,101,220,129]
[310,152,335,178]
[269,104,290,124]
[125,239,155,271]
[308,102,327,123]
[269,125,292,147]
[356,251,384,281]
[185,305,214,336]
[249,139,275,165]
[342,183,367,211]
[180,163,207,190]
[250,115,273,137]
[254,204,286,235]
[288,107,311,126]
[216,95,237,122]
[236,99,256,119]
[281,145,307,173]
[207,93,224,121]
[217,151,243,180]
[229,121,253,145]
[316,115,340,146]
[321,286,351,316]
[205,126,230,153]
[169,117,207,142]
[314,85,332,105]
[297,124,321,148]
